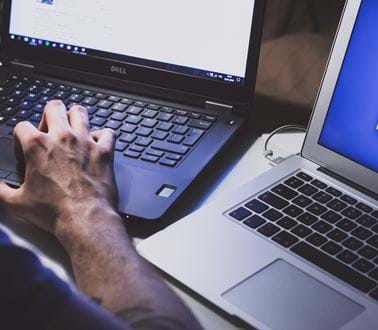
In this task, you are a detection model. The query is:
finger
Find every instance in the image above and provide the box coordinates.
[13,121,41,162]
[0,181,19,208]
[39,100,70,134]
[91,128,116,151]
[67,105,89,135]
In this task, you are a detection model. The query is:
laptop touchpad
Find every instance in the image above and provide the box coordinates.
[223,260,363,330]
[0,138,17,172]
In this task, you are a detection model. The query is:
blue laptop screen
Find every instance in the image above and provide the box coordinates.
[319,0,378,172]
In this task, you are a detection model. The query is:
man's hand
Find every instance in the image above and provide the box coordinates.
[0,100,118,244]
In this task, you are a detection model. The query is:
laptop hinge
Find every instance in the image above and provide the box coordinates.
[10,60,35,74]
[205,101,233,114]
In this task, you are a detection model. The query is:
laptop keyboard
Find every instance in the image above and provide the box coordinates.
[0,74,217,168]
[228,171,378,302]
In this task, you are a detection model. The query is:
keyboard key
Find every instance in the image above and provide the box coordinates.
[372,211,378,219]
[284,177,304,189]
[272,231,299,248]
[342,237,363,251]
[277,217,298,230]
[327,199,347,212]
[258,223,281,237]
[83,97,98,106]
[358,246,377,260]
[368,268,378,281]
[124,150,140,159]
[337,250,358,264]
[258,192,289,210]
[356,214,376,228]
[341,195,357,205]
[157,112,173,122]
[135,137,152,147]
[172,126,189,135]
[312,221,333,234]
[109,96,121,102]
[135,101,147,108]
[151,141,189,155]
[124,115,142,124]
[142,109,158,119]
[146,149,164,158]
[353,258,374,273]
[166,154,182,161]
[167,134,184,144]
[97,100,113,109]
[244,215,266,229]
[321,210,342,224]
[372,224,378,234]
[128,106,143,115]
[291,242,376,293]
[161,106,174,113]
[245,199,269,214]
[297,213,318,225]
[183,128,204,146]
[356,203,373,213]
[296,172,313,182]
[141,155,159,163]
[307,203,327,216]
[325,187,342,197]
[111,112,127,121]
[90,117,106,127]
[262,209,283,222]
[292,224,312,238]
[327,229,348,243]
[147,104,160,110]
[306,233,328,247]
[367,235,378,249]
[159,159,177,167]
[96,109,112,118]
[136,127,153,137]
[188,119,212,130]
[105,120,121,130]
[272,184,298,200]
[311,179,327,189]
[336,219,357,232]
[313,192,333,204]
[321,241,343,255]
[121,123,137,133]
[115,141,128,152]
[342,207,362,220]
[283,205,303,218]
[351,227,373,241]
[298,184,318,197]
[112,103,128,112]
[157,122,174,131]
[129,145,144,153]
[121,98,134,105]
[292,195,312,208]
[119,133,137,143]
[151,131,169,140]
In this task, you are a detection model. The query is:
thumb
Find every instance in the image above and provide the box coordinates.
[0,181,19,207]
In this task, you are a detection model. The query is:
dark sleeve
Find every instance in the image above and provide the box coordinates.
[0,229,127,330]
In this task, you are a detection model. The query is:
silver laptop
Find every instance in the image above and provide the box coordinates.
[138,1,378,329]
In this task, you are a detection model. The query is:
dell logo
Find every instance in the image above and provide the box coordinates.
[111,65,127,75]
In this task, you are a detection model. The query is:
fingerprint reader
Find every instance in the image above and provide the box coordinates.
[157,185,177,198]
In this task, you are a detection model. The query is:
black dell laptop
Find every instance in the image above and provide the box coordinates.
[0,0,264,221]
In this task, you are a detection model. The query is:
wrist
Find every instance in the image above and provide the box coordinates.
[55,199,127,255]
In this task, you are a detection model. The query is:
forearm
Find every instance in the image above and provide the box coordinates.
[57,205,201,329]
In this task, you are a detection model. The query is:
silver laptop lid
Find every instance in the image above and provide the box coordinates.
[303,0,378,196]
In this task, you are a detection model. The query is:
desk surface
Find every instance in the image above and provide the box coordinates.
[0,132,305,330]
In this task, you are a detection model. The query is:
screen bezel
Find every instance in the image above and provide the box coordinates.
[0,0,264,105]
[303,0,377,195]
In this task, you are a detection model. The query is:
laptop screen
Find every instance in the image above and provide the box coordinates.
[319,0,378,173]
[7,0,255,87]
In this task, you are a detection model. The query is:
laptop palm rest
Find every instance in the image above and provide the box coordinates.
[222,260,364,330]
[0,138,17,172]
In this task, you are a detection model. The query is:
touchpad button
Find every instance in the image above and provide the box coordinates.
[222,260,364,330]
[0,138,17,172]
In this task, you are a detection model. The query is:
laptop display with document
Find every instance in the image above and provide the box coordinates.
[0,0,264,221]
[138,1,378,329]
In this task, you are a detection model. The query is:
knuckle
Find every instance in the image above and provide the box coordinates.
[97,145,113,161]
[57,129,77,144]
